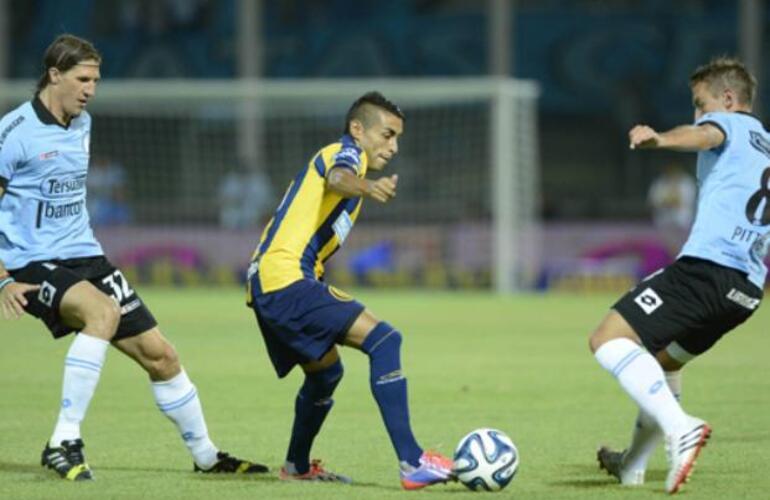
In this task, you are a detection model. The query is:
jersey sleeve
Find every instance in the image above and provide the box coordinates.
[329,145,363,175]
[696,112,732,151]
[0,130,23,190]
[313,142,364,178]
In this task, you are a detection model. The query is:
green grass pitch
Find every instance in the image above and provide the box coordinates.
[1,288,769,499]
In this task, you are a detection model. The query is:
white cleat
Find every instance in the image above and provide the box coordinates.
[665,416,712,494]
[597,446,645,486]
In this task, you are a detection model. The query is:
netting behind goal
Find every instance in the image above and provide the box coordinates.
[0,79,539,291]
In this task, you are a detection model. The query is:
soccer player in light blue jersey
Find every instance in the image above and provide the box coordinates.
[590,58,766,494]
[0,34,267,481]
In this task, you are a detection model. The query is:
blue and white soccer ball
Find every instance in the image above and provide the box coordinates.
[453,428,519,492]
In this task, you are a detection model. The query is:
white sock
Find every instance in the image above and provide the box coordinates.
[595,339,687,435]
[665,370,682,400]
[623,411,659,472]
[623,370,682,471]
[50,334,109,445]
[152,369,218,468]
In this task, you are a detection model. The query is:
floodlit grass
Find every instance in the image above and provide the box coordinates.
[1,288,768,499]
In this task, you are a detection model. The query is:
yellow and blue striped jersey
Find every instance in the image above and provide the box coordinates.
[250,134,367,294]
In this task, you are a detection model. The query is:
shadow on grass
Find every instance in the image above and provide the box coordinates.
[0,462,196,477]
[549,478,616,488]
[420,486,495,494]
[94,464,190,474]
[192,470,387,488]
[193,473,280,483]
[645,470,666,481]
[345,481,468,494]
[0,461,43,474]
[90,465,286,483]
[0,461,462,493]
[223,478,468,492]
[547,463,666,489]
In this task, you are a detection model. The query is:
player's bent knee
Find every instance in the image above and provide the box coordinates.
[589,325,624,353]
[589,332,604,353]
[82,297,121,340]
[319,360,344,388]
[588,326,610,353]
[589,329,632,353]
[362,321,402,355]
[588,311,640,353]
[149,343,181,380]
[361,322,405,385]
[161,344,181,374]
[657,344,691,371]
[303,360,343,404]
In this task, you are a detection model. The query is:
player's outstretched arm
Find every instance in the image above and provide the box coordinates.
[327,166,398,203]
[629,123,725,152]
[0,187,40,319]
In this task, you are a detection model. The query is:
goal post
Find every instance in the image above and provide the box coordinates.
[0,78,540,292]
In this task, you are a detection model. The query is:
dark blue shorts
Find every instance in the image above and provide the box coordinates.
[249,278,365,378]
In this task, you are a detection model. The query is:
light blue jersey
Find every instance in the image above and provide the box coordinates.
[680,111,770,288]
[0,97,102,270]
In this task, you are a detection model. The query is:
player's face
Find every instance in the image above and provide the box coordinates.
[52,60,101,118]
[691,81,728,120]
[355,110,404,171]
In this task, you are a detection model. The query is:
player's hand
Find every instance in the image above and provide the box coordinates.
[629,125,662,149]
[0,281,39,319]
[367,174,398,203]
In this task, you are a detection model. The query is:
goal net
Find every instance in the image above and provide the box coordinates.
[0,78,539,291]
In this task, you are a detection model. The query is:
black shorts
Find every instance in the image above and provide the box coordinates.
[9,256,157,340]
[613,257,763,356]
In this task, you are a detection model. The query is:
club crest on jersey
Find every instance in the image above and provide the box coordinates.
[634,287,663,315]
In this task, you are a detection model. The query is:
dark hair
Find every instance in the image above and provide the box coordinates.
[690,57,757,107]
[344,91,405,135]
[36,34,102,92]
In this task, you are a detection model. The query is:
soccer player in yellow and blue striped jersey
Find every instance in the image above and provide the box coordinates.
[247,92,454,489]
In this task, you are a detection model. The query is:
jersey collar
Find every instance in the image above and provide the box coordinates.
[736,110,760,119]
[340,134,357,148]
[736,110,769,132]
[32,94,71,129]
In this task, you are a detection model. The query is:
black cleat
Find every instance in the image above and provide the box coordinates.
[194,451,269,474]
[41,439,93,481]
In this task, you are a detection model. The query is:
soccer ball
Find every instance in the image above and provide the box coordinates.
[453,428,519,491]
